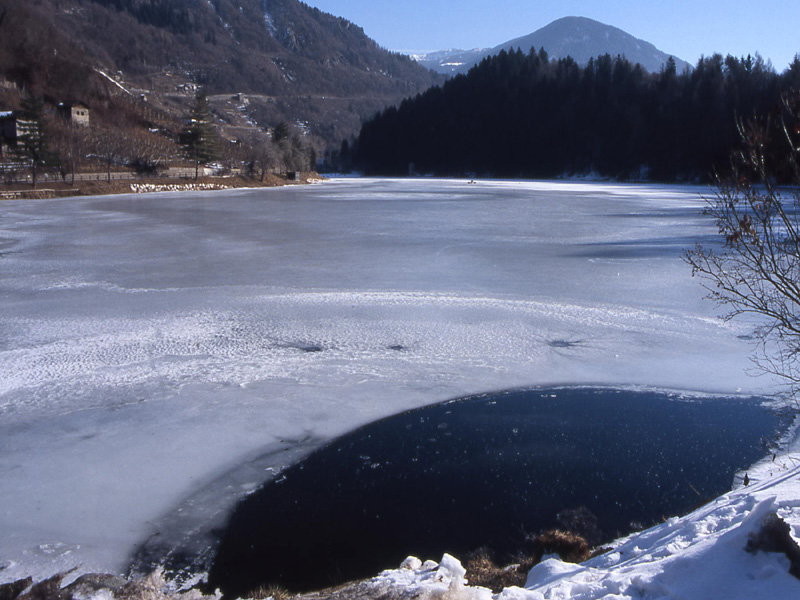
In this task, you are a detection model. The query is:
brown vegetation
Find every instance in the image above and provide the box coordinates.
[0,571,217,600]
[464,550,536,592]
[464,530,594,592]
[247,584,292,600]
[747,513,800,580]
[530,530,592,564]
[1,84,321,189]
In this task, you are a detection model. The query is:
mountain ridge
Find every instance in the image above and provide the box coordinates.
[416,16,690,75]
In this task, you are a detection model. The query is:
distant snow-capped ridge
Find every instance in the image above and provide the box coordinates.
[414,16,690,75]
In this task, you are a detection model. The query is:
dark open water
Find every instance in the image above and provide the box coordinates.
[208,387,785,595]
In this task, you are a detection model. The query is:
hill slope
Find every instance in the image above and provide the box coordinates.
[0,0,441,145]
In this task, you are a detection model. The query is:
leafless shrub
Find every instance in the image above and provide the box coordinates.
[685,91,800,396]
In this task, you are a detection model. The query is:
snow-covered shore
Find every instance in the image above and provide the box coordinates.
[366,423,800,600]
[6,456,800,600]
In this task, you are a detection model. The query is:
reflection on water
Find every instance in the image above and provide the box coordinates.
[209,387,784,595]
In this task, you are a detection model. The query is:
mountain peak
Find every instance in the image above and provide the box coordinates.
[416,16,689,75]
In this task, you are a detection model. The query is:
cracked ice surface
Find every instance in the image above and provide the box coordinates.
[0,178,776,582]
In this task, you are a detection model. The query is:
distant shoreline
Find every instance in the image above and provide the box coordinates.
[0,172,324,200]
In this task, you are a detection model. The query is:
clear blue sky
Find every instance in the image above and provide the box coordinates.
[305,0,800,71]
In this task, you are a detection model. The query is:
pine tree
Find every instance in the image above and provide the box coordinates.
[273,121,291,143]
[179,91,219,179]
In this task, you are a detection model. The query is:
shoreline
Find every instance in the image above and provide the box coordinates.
[0,173,323,200]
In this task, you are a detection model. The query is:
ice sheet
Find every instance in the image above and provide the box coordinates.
[0,178,777,582]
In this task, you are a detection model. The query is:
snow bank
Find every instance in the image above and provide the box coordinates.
[129,183,231,193]
[372,437,800,600]
[510,466,800,599]
[371,554,492,600]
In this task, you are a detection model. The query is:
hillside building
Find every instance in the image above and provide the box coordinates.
[0,111,18,158]
[58,102,90,126]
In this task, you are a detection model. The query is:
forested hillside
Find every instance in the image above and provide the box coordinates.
[32,0,437,97]
[0,0,441,147]
[355,49,800,181]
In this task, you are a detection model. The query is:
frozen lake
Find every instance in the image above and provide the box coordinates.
[0,178,779,582]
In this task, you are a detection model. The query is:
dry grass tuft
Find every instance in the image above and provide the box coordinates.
[465,530,593,592]
[530,530,592,564]
[246,584,292,600]
[463,550,536,592]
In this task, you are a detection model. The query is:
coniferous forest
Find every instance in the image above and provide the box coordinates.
[354,48,800,181]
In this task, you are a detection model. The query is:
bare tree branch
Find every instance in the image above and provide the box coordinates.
[685,91,800,393]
